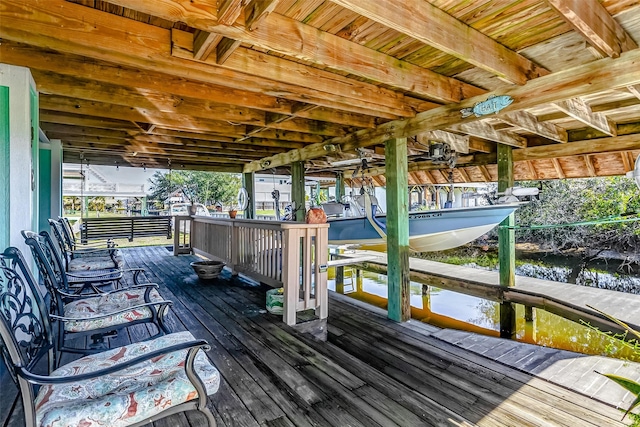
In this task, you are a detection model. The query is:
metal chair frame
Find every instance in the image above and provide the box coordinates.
[0,247,216,427]
[23,231,172,357]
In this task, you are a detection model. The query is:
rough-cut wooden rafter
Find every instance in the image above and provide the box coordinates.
[500,111,568,143]
[454,121,527,148]
[107,0,485,103]
[0,0,414,120]
[547,0,638,58]
[245,47,640,172]
[551,158,566,179]
[192,0,245,61]
[552,98,616,136]
[330,0,548,84]
[584,154,597,176]
[245,0,280,31]
[628,84,640,101]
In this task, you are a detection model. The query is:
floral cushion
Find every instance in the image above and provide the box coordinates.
[73,248,122,259]
[63,287,164,332]
[35,331,220,427]
[68,255,122,272]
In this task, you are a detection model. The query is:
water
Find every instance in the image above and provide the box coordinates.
[329,268,640,362]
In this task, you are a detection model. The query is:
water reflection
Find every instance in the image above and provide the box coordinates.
[329,267,639,362]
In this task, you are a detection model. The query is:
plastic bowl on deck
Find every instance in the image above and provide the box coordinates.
[190,260,225,280]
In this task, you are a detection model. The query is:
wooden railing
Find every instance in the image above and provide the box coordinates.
[174,216,329,325]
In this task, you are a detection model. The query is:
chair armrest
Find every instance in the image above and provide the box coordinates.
[50,300,173,322]
[17,340,209,384]
[55,283,159,299]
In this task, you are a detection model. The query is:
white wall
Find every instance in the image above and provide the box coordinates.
[0,64,37,259]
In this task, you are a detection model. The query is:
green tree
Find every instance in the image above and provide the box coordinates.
[148,170,242,207]
[88,196,106,212]
[514,178,639,253]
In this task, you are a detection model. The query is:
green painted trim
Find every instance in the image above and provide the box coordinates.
[291,162,306,222]
[38,147,52,232]
[385,137,410,322]
[497,143,516,338]
[335,171,345,202]
[243,172,255,219]
[0,86,10,249]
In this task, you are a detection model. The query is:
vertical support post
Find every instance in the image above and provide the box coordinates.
[498,143,516,338]
[282,228,300,325]
[141,196,148,216]
[335,266,345,294]
[335,171,345,202]
[243,172,255,219]
[385,137,410,322]
[0,65,38,258]
[291,161,306,222]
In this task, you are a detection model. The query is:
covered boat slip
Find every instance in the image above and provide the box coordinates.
[1,246,633,427]
[340,250,640,334]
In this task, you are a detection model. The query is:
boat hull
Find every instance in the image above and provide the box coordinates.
[327,203,520,252]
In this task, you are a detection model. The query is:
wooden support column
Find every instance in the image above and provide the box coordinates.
[498,143,516,338]
[242,171,255,219]
[291,161,306,222]
[335,171,345,202]
[385,137,410,322]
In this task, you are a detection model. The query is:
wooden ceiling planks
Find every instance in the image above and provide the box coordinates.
[1,0,639,182]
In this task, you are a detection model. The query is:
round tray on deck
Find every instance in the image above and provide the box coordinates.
[190,260,225,280]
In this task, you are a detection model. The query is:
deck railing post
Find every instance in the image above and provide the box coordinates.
[230,220,240,273]
[282,228,300,325]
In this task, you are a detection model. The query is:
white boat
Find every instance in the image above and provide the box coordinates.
[325,196,521,252]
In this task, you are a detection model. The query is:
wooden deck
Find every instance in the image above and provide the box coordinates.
[0,246,634,427]
[349,250,640,333]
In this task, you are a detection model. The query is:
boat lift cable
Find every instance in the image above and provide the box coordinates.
[500,214,639,230]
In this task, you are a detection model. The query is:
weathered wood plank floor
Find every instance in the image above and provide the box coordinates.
[0,246,632,426]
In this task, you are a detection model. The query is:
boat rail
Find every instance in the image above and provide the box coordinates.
[174,215,329,325]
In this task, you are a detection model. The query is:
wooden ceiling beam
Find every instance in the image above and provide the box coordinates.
[192,0,244,61]
[478,165,493,182]
[552,98,616,136]
[109,0,484,103]
[499,111,568,143]
[245,0,280,31]
[330,0,548,84]
[244,48,640,172]
[170,29,411,119]
[34,70,267,126]
[0,0,412,119]
[551,158,566,179]
[627,84,640,101]
[40,111,141,132]
[453,121,527,148]
[40,95,247,137]
[547,0,638,58]
[55,135,283,158]
[0,41,293,115]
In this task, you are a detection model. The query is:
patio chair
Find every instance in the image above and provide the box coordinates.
[49,218,122,272]
[24,230,143,293]
[59,215,115,250]
[0,246,220,427]
[23,231,172,355]
[52,217,119,259]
